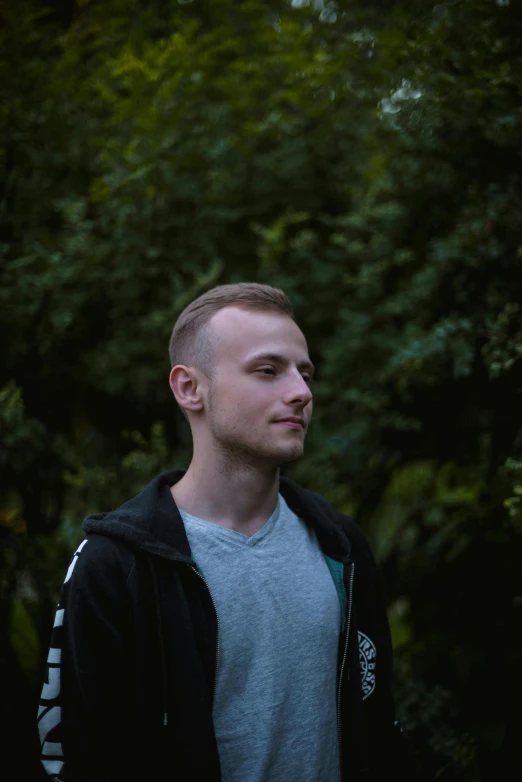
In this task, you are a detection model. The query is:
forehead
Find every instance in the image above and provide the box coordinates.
[209,306,309,363]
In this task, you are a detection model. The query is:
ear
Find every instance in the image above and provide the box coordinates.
[169,365,204,413]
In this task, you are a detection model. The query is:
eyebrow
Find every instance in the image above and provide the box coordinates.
[245,352,315,375]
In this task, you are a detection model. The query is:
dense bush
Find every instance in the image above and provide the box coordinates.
[1,1,521,778]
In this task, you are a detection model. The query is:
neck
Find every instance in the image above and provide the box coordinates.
[171,443,280,536]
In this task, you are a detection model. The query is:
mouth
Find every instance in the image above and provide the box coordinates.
[274,417,305,430]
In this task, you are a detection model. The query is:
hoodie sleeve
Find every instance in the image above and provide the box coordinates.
[37,536,134,782]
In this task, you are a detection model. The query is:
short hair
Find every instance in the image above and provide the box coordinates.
[169,282,294,375]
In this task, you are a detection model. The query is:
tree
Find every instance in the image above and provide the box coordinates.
[1,1,521,778]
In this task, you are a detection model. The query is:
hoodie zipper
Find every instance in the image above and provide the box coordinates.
[190,566,220,703]
[337,561,355,781]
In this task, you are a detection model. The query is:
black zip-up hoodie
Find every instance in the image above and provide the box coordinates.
[38,470,411,782]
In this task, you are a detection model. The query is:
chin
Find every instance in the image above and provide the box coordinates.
[219,434,305,466]
[273,446,305,464]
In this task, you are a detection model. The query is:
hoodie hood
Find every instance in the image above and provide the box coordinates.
[83,470,191,562]
[82,470,352,563]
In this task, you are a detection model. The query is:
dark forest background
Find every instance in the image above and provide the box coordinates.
[1,0,521,779]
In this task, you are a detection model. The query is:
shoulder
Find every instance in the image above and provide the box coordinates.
[317,490,378,565]
[64,533,136,593]
[331,506,377,565]
[280,476,378,569]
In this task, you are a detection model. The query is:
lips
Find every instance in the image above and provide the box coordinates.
[274,417,305,429]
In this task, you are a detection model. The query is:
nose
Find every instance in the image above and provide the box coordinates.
[284,371,313,409]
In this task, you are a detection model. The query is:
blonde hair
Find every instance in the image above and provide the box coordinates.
[169,282,293,375]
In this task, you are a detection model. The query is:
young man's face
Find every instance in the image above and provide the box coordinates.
[202,306,313,466]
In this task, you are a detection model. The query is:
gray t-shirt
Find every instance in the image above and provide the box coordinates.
[180,494,341,782]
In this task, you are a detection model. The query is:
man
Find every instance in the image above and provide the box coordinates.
[38,283,410,781]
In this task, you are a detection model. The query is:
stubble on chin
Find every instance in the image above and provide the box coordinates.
[206,396,306,473]
[213,430,305,475]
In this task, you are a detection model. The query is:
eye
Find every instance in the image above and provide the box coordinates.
[302,374,313,384]
[256,367,276,376]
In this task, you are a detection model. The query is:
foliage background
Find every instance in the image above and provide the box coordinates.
[1,0,521,779]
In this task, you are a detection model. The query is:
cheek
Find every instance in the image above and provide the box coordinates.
[241,390,270,415]
[213,377,275,419]
[235,385,274,418]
